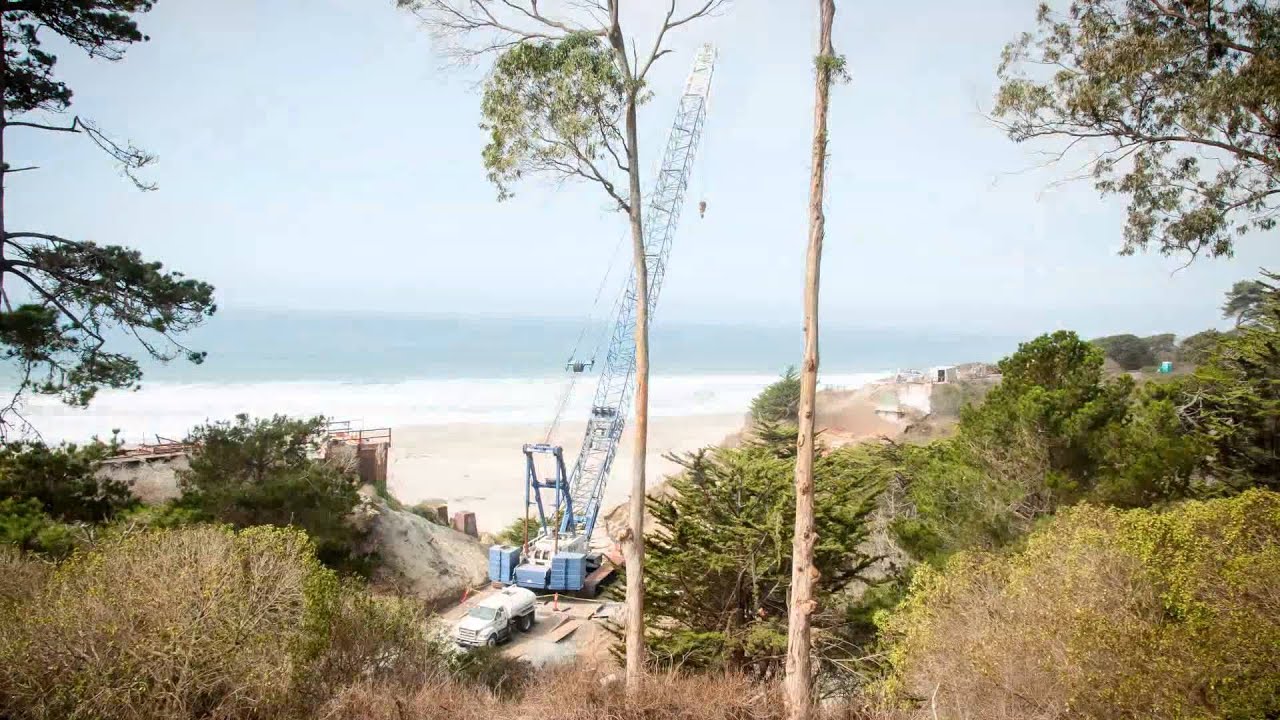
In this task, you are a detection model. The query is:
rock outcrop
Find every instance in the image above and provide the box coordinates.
[357,490,489,607]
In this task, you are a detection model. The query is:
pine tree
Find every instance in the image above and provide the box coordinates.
[636,423,883,677]
[0,1,216,435]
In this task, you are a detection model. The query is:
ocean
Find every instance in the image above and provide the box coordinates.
[13,309,1020,443]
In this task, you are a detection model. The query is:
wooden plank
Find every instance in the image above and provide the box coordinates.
[547,619,582,643]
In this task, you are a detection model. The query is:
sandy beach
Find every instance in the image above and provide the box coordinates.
[387,413,748,532]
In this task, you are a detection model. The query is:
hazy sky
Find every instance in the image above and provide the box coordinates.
[7,0,1279,339]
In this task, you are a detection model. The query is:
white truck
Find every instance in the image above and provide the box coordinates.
[454,586,537,648]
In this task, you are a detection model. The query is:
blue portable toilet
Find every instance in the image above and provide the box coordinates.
[1158,361,1174,374]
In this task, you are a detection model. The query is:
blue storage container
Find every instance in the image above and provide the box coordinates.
[488,545,521,583]
[548,552,586,591]
[515,563,550,589]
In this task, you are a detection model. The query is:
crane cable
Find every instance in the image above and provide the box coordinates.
[544,226,630,443]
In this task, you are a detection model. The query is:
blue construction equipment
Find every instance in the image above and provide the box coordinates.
[488,45,718,594]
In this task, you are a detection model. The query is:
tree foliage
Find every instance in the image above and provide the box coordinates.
[995,0,1280,258]
[480,33,629,205]
[640,424,884,676]
[1090,333,1157,370]
[1178,285,1280,491]
[399,2,727,689]
[1177,327,1226,364]
[878,491,1280,720]
[892,330,1209,561]
[1222,277,1271,327]
[0,0,216,434]
[1141,332,1177,359]
[3,0,154,114]
[177,415,369,574]
[0,439,129,522]
[0,497,81,557]
[750,366,801,425]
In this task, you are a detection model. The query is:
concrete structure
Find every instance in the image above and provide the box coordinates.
[99,450,187,504]
[452,510,479,538]
[871,380,934,423]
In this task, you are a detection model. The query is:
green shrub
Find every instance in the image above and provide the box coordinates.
[302,577,436,699]
[877,491,1280,720]
[750,366,801,425]
[177,414,370,574]
[0,497,84,558]
[113,502,205,530]
[0,440,131,522]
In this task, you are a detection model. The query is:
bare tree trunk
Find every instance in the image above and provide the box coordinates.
[1,24,7,304]
[785,1,836,718]
[622,89,649,696]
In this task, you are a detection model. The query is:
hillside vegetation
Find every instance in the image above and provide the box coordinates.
[0,278,1278,718]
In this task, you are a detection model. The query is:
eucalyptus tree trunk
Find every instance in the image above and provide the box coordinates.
[623,105,650,694]
[785,1,837,717]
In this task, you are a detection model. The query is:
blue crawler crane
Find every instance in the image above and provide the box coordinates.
[488,44,718,595]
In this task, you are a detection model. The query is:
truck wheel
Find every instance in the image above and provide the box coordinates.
[518,613,533,632]
[485,635,497,647]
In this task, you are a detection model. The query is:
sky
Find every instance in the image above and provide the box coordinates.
[7,0,1280,340]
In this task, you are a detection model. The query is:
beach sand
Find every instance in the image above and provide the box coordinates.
[388,413,748,532]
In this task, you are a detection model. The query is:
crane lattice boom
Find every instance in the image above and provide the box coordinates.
[501,44,716,593]
[566,44,716,540]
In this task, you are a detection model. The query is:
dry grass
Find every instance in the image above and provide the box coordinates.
[0,545,49,609]
[0,525,327,719]
[320,665,885,720]
[0,524,441,720]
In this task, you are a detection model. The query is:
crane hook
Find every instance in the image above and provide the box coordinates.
[698,200,707,218]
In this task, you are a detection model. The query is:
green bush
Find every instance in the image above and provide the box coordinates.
[750,366,801,425]
[0,440,131,523]
[177,414,371,574]
[113,502,205,530]
[877,491,1280,720]
[0,524,435,720]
